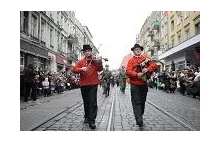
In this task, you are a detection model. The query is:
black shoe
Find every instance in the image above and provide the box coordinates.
[136,121,143,127]
[84,118,89,124]
[89,123,96,129]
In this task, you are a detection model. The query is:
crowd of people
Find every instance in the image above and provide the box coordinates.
[20,66,80,102]
[148,66,200,98]
[20,44,200,130]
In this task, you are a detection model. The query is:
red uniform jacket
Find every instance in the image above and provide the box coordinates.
[126,55,158,85]
[72,58,103,86]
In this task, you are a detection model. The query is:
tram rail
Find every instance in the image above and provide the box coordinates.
[30,87,196,131]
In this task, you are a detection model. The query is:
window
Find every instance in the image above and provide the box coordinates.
[195,23,200,35]
[164,22,167,36]
[38,57,44,69]
[64,17,67,28]
[60,35,64,52]
[50,26,54,48]
[183,11,189,19]
[50,12,52,17]
[21,11,29,33]
[185,30,190,40]
[50,11,54,20]
[57,11,60,17]
[171,20,174,30]
[176,12,181,25]
[57,32,60,50]
[178,35,181,44]
[161,25,164,38]
[20,52,24,66]
[31,14,38,38]
[177,30,181,44]
[34,57,38,69]
[61,15,63,22]
[41,19,46,42]
[171,39,174,47]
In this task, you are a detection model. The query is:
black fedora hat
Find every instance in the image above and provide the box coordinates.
[81,44,92,51]
[131,44,144,51]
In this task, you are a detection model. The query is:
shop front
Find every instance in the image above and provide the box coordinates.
[158,34,200,71]
[20,39,48,69]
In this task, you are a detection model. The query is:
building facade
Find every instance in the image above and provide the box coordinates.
[20,11,98,72]
[139,11,162,71]
[138,11,200,71]
[161,11,200,70]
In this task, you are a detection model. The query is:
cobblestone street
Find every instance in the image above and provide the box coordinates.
[21,85,199,131]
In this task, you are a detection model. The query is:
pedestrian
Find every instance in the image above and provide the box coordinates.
[23,64,37,102]
[101,65,112,97]
[20,66,25,99]
[126,44,158,127]
[119,66,127,94]
[72,44,103,129]
[42,77,50,97]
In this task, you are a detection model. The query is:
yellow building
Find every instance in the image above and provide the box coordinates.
[139,11,200,71]
[160,11,200,70]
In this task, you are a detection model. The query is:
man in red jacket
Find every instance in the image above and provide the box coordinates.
[126,44,158,127]
[72,44,103,129]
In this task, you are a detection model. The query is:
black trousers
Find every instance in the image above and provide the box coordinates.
[80,85,98,124]
[130,83,148,122]
[103,83,110,96]
[23,81,37,102]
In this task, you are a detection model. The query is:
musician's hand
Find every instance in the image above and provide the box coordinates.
[96,56,102,60]
[96,56,102,62]
[81,67,88,72]
[137,72,143,78]
[142,68,148,73]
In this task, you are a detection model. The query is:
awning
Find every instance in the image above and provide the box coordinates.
[48,52,55,60]
[158,34,200,60]
[20,39,48,59]
[56,55,67,65]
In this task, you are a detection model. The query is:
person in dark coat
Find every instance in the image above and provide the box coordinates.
[101,65,112,97]
[119,66,127,94]
[23,64,37,102]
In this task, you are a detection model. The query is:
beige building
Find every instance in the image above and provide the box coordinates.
[139,11,200,71]
[160,11,200,70]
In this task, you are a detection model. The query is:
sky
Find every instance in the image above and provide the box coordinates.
[72,0,152,70]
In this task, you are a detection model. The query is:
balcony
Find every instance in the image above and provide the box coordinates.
[147,31,154,37]
[151,20,160,31]
[151,40,160,47]
[148,46,155,51]
[67,34,79,44]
